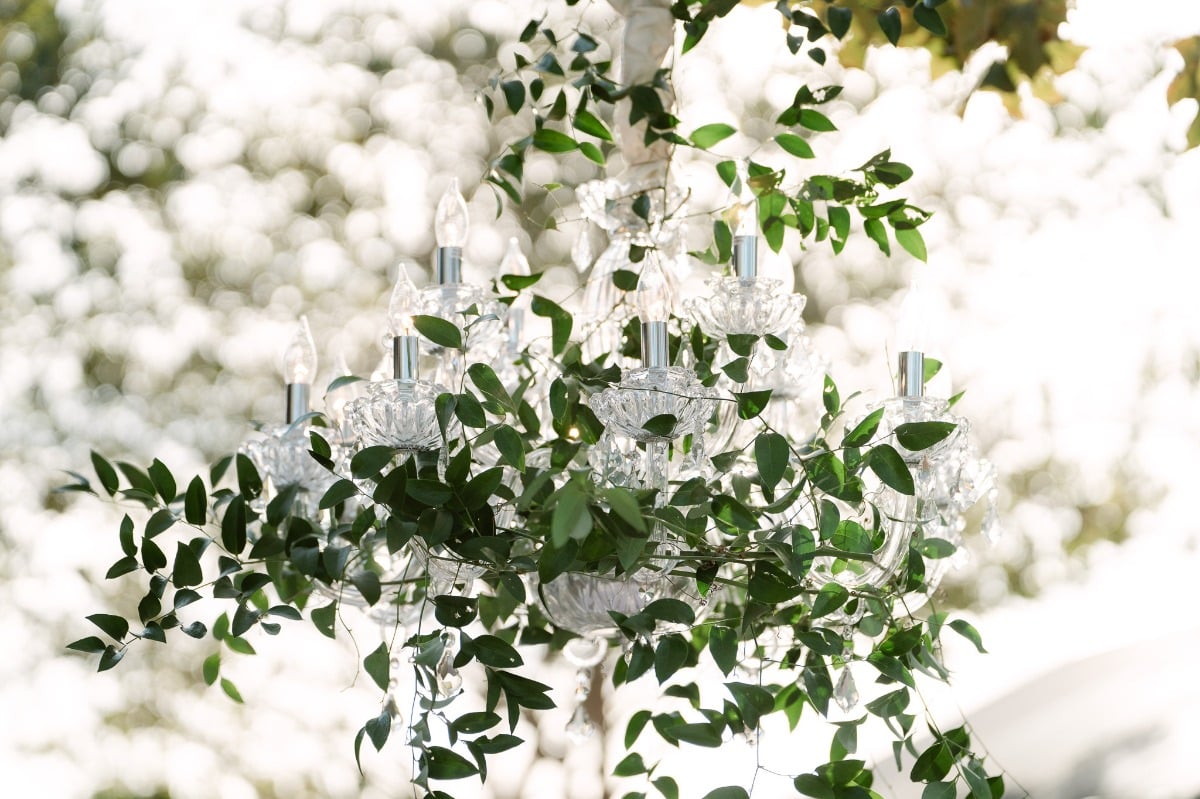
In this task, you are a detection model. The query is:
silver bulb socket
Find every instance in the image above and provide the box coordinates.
[641,321,669,369]
[286,383,311,424]
[393,335,420,381]
[733,235,757,280]
[898,351,925,398]
[435,247,462,284]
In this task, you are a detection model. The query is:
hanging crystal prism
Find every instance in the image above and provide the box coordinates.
[564,666,596,743]
[834,666,859,712]
[435,629,464,698]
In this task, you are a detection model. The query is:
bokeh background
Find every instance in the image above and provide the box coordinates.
[3,0,1200,796]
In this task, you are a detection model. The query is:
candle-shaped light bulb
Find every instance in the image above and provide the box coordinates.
[434,178,469,248]
[731,192,757,239]
[283,315,317,385]
[388,260,420,336]
[896,279,930,398]
[731,168,758,279]
[386,260,421,382]
[434,178,468,284]
[500,237,530,277]
[636,252,671,369]
[283,315,317,423]
[896,279,931,354]
[634,252,671,323]
[571,229,594,273]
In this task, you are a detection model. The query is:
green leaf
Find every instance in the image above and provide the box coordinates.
[203,653,220,686]
[689,123,736,149]
[412,314,463,349]
[67,636,108,654]
[220,496,247,554]
[224,635,256,656]
[426,746,480,780]
[919,537,957,559]
[810,582,849,619]
[894,421,956,451]
[864,217,890,255]
[708,626,737,676]
[173,588,201,610]
[633,193,651,221]
[715,160,737,187]
[530,295,572,355]
[798,109,836,132]
[234,453,262,500]
[452,711,502,734]
[711,495,758,531]
[312,601,337,639]
[493,424,525,471]
[654,634,690,683]
[148,459,176,503]
[578,141,605,165]
[643,598,696,626]
[350,570,382,606]
[614,752,648,777]
[641,413,678,438]
[98,645,125,672]
[653,777,680,799]
[468,363,515,410]
[319,478,359,510]
[949,619,987,653]
[351,446,395,479]
[184,477,207,525]
[220,677,244,703]
[87,613,129,642]
[726,682,775,728]
[501,80,525,114]
[877,7,902,45]
[434,595,479,627]
[867,652,915,687]
[842,408,884,448]
[472,635,523,668]
[794,774,836,799]
[721,357,749,383]
[364,642,390,691]
[827,6,852,38]
[145,509,176,538]
[734,390,773,420]
[625,709,652,748]
[868,444,915,495]
[532,128,577,153]
[573,109,613,141]
[911,741,954,782]
[923,782,956,799]
[775,133,814,159]
[700,788,749,799]
[172,542,203,587]
[91,451,119,495]
[913,4,947,36]
[725,333,758,357]
[754,432,789,489]
[119,515,136,556]
[551,486,592,547]
[896,227,927,262]
[105,556,139,579]
[455,392,488,428]
[748,562,800,603]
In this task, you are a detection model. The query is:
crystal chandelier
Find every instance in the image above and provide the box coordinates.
[239,170,998,736]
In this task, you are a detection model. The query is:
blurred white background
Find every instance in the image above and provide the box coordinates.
[2,0,1199,796]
